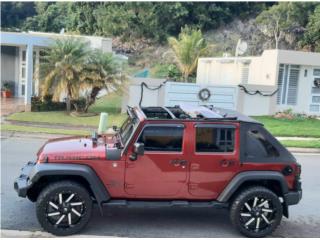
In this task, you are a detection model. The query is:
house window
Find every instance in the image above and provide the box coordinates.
[312,96,320,103]
[310,105,320,112]
[195,126,235,153]
[304,69,308,77]
[277,64,300,105]
[313,69,320,76]
[137,126,184,152]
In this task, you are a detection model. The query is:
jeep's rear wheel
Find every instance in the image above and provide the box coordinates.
[36,181,92,236]
[230,186,283,238]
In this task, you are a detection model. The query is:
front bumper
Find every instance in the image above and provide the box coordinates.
[14,161,36,197]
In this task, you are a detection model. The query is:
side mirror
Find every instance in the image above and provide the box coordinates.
[133,142,144,155]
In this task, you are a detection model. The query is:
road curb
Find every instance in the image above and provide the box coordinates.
[1,131,71,140]
[287,147,320,154]
[0,229,107,238]
[4,119,97,131]
[1,229,54,238]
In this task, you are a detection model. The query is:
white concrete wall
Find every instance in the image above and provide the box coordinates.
[277,50,320,66]
[84,36,112,53]
[247,50,278,86]
[123,79,238,112]
[197,58,244,85]
[237,84,277,116]
[196,49,320,116]
[164,82,237,110]
[121,78,167,112]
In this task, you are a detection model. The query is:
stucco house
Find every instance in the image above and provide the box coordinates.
[197,49,320,116]
[0,31,112,111]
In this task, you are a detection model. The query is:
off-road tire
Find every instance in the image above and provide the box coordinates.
[230,186,283,238]
[36,180,93,236]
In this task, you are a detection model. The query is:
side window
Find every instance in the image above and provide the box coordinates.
[137,126,184,152]
[246,129,279,157]
[196,127,235,153]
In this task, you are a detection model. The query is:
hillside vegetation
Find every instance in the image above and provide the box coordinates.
[2,2,319,77]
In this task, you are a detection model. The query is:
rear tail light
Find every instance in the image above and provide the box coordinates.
[295,163,301,177]
[294,163,302,191]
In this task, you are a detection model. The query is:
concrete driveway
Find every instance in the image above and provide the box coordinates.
[1,136,320,237]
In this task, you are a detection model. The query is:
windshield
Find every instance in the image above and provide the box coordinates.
[119,115,137,146]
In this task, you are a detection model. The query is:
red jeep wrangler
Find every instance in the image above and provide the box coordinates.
[14,105,302,237]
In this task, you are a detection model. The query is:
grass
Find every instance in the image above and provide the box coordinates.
[1,124,90,136]
[253,116,320,138]
[280,140,320,149]
[7,93,126,128]
[88,93,123,114]
[7,111,126,127]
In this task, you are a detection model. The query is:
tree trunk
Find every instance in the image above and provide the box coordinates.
[66,97,71,112]
[184,72,189,83]
[66,83,72,112]
[83,87,101,113]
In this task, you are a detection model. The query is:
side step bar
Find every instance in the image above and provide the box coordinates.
[102,200,228,208]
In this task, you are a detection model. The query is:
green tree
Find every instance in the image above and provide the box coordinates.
[256,2,318,49]
[300,5,320,52]
[79,50,125,112]
[256,3,291,49]
[23,2,70,32]
[66,2,101,35]
[1,2,36,30]
[168,27,208,82]
[42,38,90,112]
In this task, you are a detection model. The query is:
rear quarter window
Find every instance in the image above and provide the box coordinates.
[246,129,279,158]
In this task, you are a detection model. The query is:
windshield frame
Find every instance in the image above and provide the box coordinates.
[118,110,139,147]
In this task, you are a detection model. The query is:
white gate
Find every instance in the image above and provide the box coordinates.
[164,82,237,110]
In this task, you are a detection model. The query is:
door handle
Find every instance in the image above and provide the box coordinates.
[170,159,180,165]
[170,159,188,166]
[179,160,188,166]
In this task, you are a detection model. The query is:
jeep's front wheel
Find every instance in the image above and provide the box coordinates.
[36,180,93,236]
[230,186,283,238]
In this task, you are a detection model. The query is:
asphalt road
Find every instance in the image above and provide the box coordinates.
[1,136,320,237]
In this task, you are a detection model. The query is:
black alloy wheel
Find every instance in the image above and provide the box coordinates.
[230,186,283,237]
[36,181,93,236]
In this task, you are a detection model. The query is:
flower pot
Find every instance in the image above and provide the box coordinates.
[2,90,12,98]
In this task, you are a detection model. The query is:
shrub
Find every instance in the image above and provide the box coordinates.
[71,97,87,113]
[31,95,66,112]
[274,109,317,120]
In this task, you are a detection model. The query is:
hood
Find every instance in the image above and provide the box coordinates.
[37,135,117,162]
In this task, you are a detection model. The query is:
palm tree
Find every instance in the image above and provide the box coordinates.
[168,26,208,82]
[42,37,90,112]
[79,50,125,113]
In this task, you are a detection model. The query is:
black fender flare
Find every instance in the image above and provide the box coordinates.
[217,171,289,202]
[28,163,110,208]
